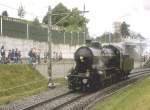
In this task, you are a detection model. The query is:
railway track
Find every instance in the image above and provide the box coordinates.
[55,68,150,110]
[28,92,87,110]
[1,68,150,110]
[21,91,75,110]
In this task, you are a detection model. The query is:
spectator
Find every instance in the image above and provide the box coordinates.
[53,52,56,60]
[18,51,22,63]
[56,52,59,61]
[28,49,33,64]
[11,49,16,63]
[7,50,11,62]
[36,48,41,64]
[59,52,62,60]
[44,51,48,63]
[28,48,36,65]
[0,45,5,64]
[14,48,18,63]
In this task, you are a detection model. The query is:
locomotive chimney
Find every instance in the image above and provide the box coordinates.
[86,39,92,46]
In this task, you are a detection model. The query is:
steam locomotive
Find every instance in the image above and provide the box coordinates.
[67,41,134,91]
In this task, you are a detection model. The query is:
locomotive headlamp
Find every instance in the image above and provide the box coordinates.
[80,56,84,62]
[82,79,88,84]
[80,56,83,60]
[99,71,103,75]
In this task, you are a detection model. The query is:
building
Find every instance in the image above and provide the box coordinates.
[113,21,121,34]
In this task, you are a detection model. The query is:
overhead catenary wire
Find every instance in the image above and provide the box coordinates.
[0,3,44,20]
[0,3,89,23]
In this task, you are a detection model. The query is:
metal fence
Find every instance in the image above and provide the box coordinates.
[0,16,85,45]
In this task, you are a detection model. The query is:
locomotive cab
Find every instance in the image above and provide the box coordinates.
[101,46,120,68]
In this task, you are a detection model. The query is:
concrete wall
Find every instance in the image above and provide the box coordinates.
[0,36,83,59]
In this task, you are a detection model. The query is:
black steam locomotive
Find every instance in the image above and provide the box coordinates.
[67,42,134,91]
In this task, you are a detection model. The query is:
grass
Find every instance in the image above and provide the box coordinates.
[0,64,48,105]
[90,76,150,110]
[53,77,67,86]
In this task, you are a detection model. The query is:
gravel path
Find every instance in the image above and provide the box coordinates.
[0,87,69,110]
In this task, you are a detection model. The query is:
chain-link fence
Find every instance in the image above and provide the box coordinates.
[0,16,85,45]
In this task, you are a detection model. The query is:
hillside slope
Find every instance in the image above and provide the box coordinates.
[91,76,150,110]
[0,64,48,105]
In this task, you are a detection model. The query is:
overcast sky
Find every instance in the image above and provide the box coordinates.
[0,0,150,38]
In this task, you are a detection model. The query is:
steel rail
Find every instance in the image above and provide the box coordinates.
[14,68,150,110]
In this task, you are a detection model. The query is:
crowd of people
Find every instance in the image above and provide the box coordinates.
[0,46,22,64]
[0,45,63,65]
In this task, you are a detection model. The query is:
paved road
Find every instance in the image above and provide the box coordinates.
[35,61,75,79]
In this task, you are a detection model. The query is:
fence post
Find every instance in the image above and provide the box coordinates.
[78,32,79,45]
[1,17,3,36]
[84,32,86,44]
[27,23,29,39]
[47,28,49,42]
[71,32,72,47]
[64,31,65,44]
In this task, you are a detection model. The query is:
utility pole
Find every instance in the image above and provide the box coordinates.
[109,32,111,45]
[83,4,86,43]
[140,38,142,68]
[1,17,3,36]
[48,6,54,88]
[47,5,88,88]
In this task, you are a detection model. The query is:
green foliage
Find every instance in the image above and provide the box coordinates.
[2,11,8,17]
[32,17,40,26]
[42,3,88,32]
[43,3,70,26]
[52,3,70,27]
[120,21,130,38]
[65,8,87,32]
[64,25,82,32]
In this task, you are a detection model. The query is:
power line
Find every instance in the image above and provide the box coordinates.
[0,3,44,19]
[0,3,17,10]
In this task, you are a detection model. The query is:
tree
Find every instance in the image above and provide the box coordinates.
[120,21,130,38]
[2,10,8,16]
[52,3,70,27]
[18,4,26,18]
[42,3,88,32]
[32,17,40,25]
[43,3,70,25]
[65,8,88,32]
